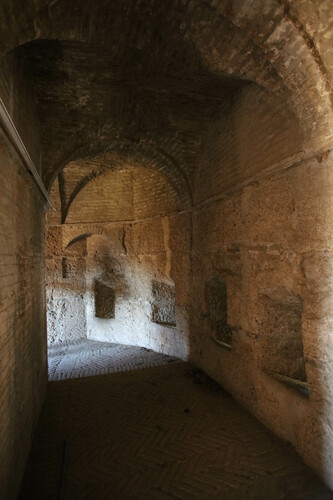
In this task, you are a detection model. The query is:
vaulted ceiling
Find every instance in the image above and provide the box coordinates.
[0,0,332,194]
[14,36,247,192]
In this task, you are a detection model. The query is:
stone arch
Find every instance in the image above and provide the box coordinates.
[53,145,192,224]
[44,132,195,193]
[65,233,92,251]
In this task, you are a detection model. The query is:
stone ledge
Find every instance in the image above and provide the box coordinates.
[212,337,232,351]
[265,370,310,398]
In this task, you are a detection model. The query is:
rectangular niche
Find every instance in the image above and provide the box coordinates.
[62,257,68,278]
[94,280,115,319]
[205,277,232,348]
[151,281,176,327]
[260,289,308,396]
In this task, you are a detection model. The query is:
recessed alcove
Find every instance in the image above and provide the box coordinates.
[259,289,308,396]
[151,280,176,327]
[205,277,232,348]
[94,279,116,319]
[61,256,68,278]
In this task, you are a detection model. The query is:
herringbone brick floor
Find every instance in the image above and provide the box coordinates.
[48,340,179,381]
[19,344,333,499]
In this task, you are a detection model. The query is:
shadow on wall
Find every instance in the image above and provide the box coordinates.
[46,226,189,359]
[85,233,182,356]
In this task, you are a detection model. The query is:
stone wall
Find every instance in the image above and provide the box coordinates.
[85,217,189,358]
[46,215,191,360]
[46,163,191,360]
[0,44,46,500]
[46,228,87,345]
[0,129,47,499]
[190,86,333,487]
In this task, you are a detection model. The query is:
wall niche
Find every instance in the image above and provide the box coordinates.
[260,289,308,396]
[61,256,68,278]
[205,277,232,347]
[94,279,116,319]
[151,280,176,327]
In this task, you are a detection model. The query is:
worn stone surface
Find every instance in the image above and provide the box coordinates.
[191,154,333,490]
[151,281,176,327]
[259,291,306,382]
[46,233,87,346]
[46,216,191,359]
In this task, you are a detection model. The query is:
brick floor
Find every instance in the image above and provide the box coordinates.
[48,340,179,380]
[19,342,333,499]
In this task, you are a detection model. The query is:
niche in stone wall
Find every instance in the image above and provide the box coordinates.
[151,281,176,327]
[205,277,232,347]
[94,279,116,319]
[62,257,68,278]
[260,289,308,396]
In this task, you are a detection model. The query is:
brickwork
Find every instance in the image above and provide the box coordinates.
[0,0,332,190]
[19,356,332,499]
[0,130,47,500]
[49,166,184,225]
[0,45,41,169]
[48,339,179,381]
[194,85,304,205]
